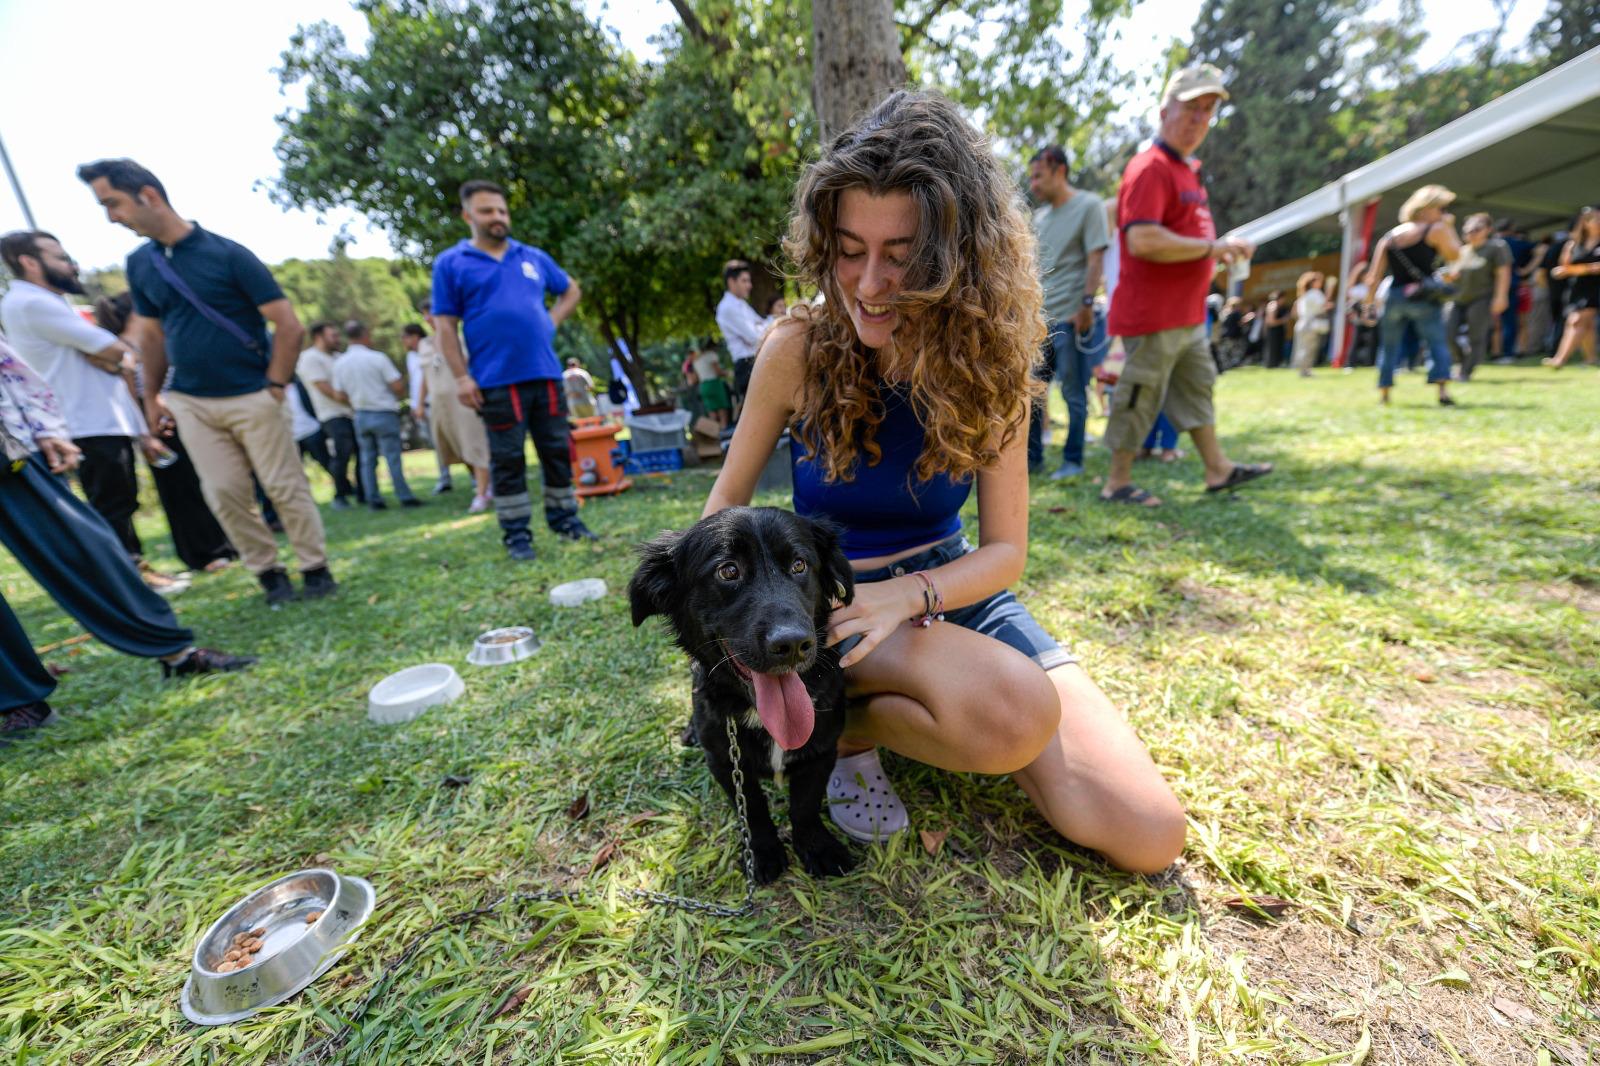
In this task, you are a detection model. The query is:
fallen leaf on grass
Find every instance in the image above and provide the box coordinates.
[1221,895,1292,919]
[919,829,948,856]
[1048,506,1068,515]
[440,774,472,788]
[366,593,380,606]
[1490,995,1537,1024]
[588,839,619,874]
[458,602,476,613]
[1423,969,1471,988]
[1413,669,1437,683]
[566,793,590,820]
[495,986,532,1018]
[625,809,660,829]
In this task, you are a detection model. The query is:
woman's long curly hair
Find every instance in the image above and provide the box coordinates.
[783,90,1046,484]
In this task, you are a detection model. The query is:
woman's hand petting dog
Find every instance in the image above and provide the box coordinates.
[827,576,921,669]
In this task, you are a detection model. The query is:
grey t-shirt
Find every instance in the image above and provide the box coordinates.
[1033,191,1109,323]
[1453,236,1511,304]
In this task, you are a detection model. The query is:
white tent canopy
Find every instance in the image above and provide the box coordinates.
[1231,46,1600,363]
[1235,46,1600,248]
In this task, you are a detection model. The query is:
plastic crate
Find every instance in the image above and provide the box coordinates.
[621,446,684,475]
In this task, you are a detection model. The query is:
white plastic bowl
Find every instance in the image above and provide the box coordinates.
[549,578,607,607]
[367,663,464,724]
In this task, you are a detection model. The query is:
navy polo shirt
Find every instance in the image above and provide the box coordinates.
[430,239,570,388]
[126,224,284,397]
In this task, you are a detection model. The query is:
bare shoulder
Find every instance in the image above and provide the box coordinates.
[751,312,812,405]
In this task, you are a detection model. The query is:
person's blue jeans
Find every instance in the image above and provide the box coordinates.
[1049,312,1105,468]
[1378,296,1452,388]
[354,409,416,504]
[1142,413,1178,451]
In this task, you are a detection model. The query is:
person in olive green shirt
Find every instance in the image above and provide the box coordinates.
[1443,212,1511,380]
[1027,145,1108,480]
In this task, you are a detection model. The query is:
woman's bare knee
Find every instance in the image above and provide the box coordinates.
[966,660,1059,774]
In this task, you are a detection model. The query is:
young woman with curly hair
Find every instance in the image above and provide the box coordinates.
[703,91,1186,874]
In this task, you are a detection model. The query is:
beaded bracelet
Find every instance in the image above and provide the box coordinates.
[908,570,944,628]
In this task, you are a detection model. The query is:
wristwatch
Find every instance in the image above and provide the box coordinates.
[1081,296,1095,307]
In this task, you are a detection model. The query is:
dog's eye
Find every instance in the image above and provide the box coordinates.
[790,559,808,575]
[716,562,740,581]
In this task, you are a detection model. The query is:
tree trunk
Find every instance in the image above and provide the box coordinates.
[810,0,907,144]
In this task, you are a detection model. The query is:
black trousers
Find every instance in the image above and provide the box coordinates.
[1025,346,1053,471]
[480,379,578,544]
[75,434,143,560]
[0,454,193,712]
[321,415,360,502]
[149,430,237,571]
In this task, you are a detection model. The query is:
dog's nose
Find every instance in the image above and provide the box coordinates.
[763,625,815,668]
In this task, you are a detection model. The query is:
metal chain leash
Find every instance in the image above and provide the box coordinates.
[293,717,759,1064]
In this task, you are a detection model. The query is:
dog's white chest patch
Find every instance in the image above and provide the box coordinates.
[741,707,788,785]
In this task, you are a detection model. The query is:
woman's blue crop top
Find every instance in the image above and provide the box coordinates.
[790,383,972,560]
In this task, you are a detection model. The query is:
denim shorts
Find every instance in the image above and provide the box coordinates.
[847,534,1076,671]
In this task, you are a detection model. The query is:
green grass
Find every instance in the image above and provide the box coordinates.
[2,363,1597,1064]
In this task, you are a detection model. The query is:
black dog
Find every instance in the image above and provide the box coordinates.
[629,506,858,883]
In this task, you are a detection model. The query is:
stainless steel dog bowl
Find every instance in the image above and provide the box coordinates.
[181,868,376,1026]
[466,626,541,666]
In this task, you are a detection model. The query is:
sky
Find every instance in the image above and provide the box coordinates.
[0,0,1545,271]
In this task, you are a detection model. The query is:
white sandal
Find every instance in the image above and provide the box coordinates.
[828,748,909,843]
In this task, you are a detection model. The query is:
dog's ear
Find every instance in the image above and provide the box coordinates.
[628,529,685,626]
[810,519,854,607]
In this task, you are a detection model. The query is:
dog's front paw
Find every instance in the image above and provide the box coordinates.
[794,830,857,878]
[750,837,789,884]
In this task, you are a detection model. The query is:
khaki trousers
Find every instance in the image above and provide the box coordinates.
[165,389,328,575]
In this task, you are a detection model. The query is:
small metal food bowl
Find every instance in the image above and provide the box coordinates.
[467,626,541,667]
[367,663,464,724]
[181,867,376,1026]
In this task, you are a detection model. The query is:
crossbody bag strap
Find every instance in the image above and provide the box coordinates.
[147,250,263,354]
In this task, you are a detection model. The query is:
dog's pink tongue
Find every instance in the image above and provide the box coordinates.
[750,670,815,750]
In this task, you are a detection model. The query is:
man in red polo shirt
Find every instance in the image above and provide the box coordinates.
[1101,64,1273,506]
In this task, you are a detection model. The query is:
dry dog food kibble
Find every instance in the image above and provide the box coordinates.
[248,927,267,939]
[305,910,324,924]
[244,938,263,953]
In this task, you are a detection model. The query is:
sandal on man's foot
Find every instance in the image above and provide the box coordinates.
[1205,463,1273,493]
[1099,485,1161,506]
[828,749,909,843]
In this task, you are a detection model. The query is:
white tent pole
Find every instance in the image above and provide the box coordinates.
[0,131,37,230]
[1332,181,1354,367]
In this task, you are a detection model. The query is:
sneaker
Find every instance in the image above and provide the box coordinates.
[551,516,597,542]
[259,568,296,608]
[368,500,388,512]
[468,494,490,514]
[827,748,910,844]
[431,479,454,496]
[400,498,425,509]
[506,540,537,563]
[1,701,58,741]
[1439,395,1457,407]
[300,566,339,600]
[161,648,258,679]
[1049,461,1084,481]
[139,562,192,597]
[331,497,352,511]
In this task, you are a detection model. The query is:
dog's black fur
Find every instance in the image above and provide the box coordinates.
[629,507,858,883]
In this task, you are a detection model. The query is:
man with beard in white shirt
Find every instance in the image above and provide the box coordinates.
[0,230,187,593]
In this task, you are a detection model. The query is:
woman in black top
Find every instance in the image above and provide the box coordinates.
[1363,185,1462,406]
[1545,206,1600,369]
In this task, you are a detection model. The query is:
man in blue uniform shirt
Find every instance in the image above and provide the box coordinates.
[431,179,595,561]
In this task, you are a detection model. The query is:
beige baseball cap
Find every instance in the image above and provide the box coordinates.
[1163,63,1229,103]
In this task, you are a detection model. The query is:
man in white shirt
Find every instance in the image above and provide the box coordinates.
[0,230,186,592]
[295,321,360,508]
[330,320,422,510]
[714,260,767,418]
